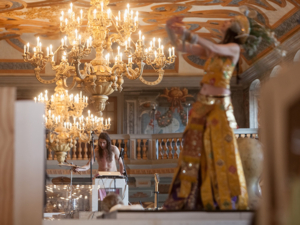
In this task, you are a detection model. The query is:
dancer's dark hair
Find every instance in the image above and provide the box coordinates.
[98,132,112,162]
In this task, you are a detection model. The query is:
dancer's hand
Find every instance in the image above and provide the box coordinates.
[166,16,185,35]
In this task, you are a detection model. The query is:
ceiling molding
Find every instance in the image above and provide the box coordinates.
[240,29,300,87]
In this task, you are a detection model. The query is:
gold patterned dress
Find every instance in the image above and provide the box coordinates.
[163,56,248,210]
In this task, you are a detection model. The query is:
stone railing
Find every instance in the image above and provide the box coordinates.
[47,129,258,161]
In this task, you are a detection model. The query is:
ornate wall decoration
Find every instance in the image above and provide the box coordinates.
[156,87,193,127]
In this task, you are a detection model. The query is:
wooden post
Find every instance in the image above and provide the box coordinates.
[83,142,88,160]
[163,138,168,159]
[0,88,15,225]
[158,139,163,159]
[168,139,173,159]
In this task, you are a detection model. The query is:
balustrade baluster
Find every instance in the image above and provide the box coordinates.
[179,138,183,156]
[83,142,88,160]
[168,139,173,159]
[158,139,163,159]
[124,140,128,159]
[118,139,122,151]
[173,138,179,159]
[163,139,168,159]
[142,139,147,159]
[72,143,77,159]
[112,139,116,146]
[67,151,70,160]
[54,153,57,160]
[137,139,142,159]
[78,140,82,160]
[47,148,52,160]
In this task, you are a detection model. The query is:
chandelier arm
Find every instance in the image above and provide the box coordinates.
[139,69,164,86]
[124,65,142,80]
[35,67,60,85]
[61,76,78,91]
[74,60,89,80]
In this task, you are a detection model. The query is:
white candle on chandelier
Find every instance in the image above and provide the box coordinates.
[89,36,92,46]
[70,123,72,129]
[46,47,49,56]
[131,10,133,20]
[34,97,37,103]
[108,118,111,124]
[107,53,110,63]
[172,47,175,56]
[169,48,171,57]
[48,109,51,117]
[93,9,97,19]
[127,3,130,12]
[64,122,66,128]
[105,119,107,125]
[107,9,111,19]
[77,17,80,24]
[153,38,155,47]
[101,1,103,11]
[86,96,88,102]
[65,18,68,25]
[61,11,64,20]
[124,10,127,21]
[136,11,139,19]
[76,122,79,128]
[80,9,83,19]
[45,117,47,124]
[139,30,141,41]
[118,11,121,21]
[70,3,73,12]
[158,38,161,48]
[120,53,123,61]
[134,16,137,25]
[88,110,90,117]
[52,114,54,121]
[117,46,120,55]
[128,37,131,47]
[33,47,36,53]
[115,56,117,64]
[27,43,29,53]
[161,45,164,55]
[61,38,64,46]
[154,50,157,58]
[37,36,39,46]
[39,42,42,52]
[142,35,145,45]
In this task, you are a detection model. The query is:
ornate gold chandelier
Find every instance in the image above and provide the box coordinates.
[23,0,176,116]
[35,79,111,164]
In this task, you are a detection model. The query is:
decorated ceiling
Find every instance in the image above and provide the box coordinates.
[0,0,299,74]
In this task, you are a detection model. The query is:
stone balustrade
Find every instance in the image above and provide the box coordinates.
[47,129,258,161]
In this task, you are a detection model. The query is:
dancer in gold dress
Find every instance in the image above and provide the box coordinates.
[163,14,257,210]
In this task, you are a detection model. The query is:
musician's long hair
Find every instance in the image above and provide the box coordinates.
[98,132,112,162]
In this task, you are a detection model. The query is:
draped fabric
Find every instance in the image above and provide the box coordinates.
[163,95,248,210]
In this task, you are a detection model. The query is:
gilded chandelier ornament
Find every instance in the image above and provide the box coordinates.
[23,0,176,116]
[35,79,111,164]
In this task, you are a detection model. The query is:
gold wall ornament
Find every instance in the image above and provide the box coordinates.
[23,0,176,116]
[159,87,194,111]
